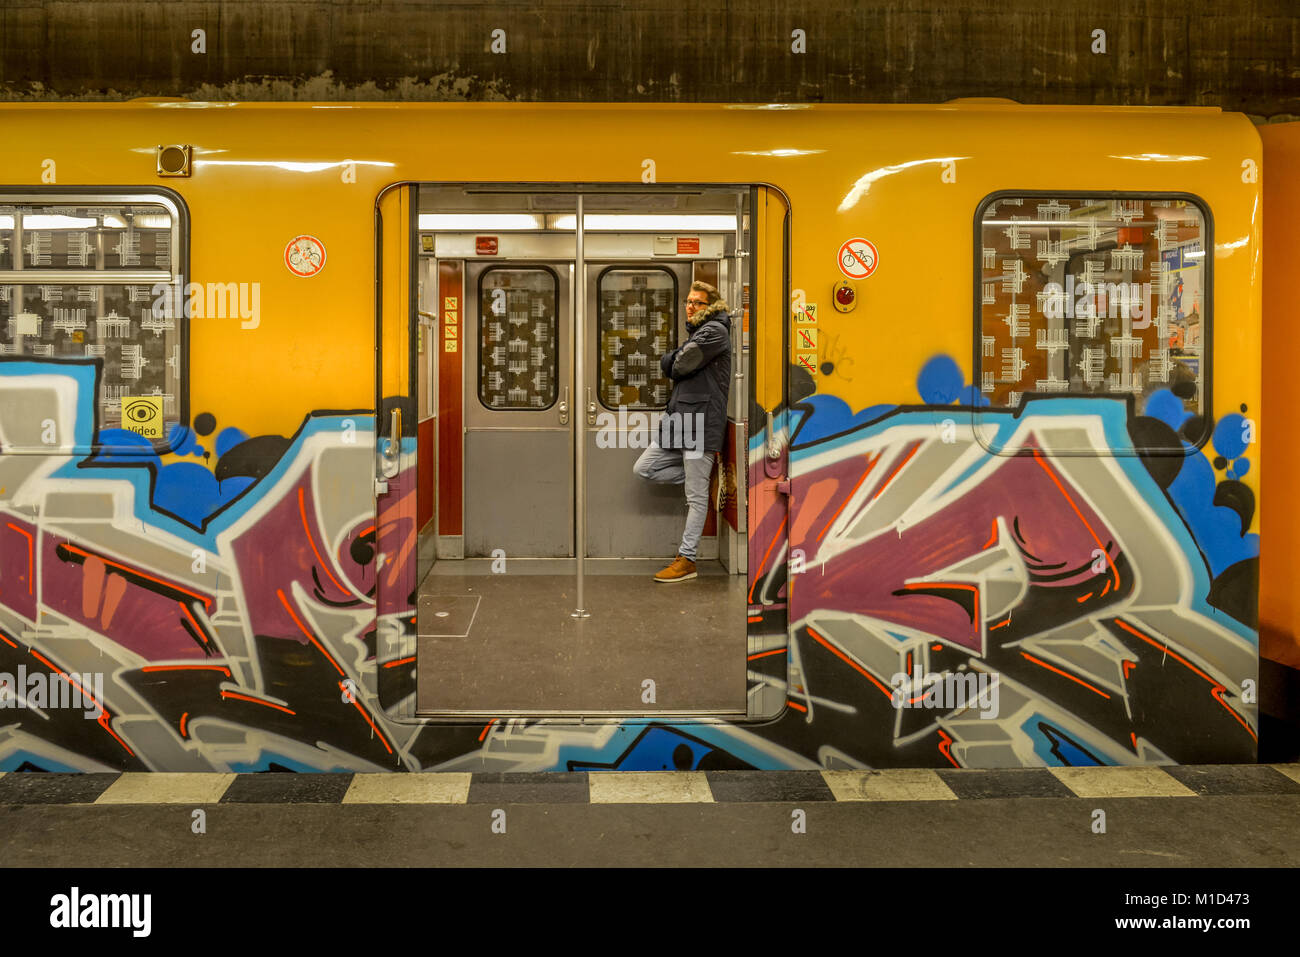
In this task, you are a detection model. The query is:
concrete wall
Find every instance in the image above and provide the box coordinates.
[0,0,1297,115]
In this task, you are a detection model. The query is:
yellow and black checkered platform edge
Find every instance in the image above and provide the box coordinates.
[0,765,1297,805]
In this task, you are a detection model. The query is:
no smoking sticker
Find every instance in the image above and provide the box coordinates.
[838,238,879,280]
[285,235,327,277]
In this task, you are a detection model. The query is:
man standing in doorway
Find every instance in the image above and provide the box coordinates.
[633,281,732,582]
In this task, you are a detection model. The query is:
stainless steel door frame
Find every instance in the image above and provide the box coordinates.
[722,191,750,574]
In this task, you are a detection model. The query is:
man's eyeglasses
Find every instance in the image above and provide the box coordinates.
[685,299,710,308]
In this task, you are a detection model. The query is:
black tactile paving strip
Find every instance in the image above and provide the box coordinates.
[219,773,355,804]
[466,772,591,804]
[1160,764,1300,796]
[0,772,120,804]
[936,768,1076,800]
[705,770,835,802]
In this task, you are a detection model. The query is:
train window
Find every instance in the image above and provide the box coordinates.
[477,266,558,410]
[0,195,186,442]
[597,266,677,409]
[976,194,1211,452]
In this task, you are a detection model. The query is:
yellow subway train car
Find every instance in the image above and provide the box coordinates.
[0,102,1265,771]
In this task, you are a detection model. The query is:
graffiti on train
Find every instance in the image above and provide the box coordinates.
[0,355,1257,771]
[745,356,1258,769]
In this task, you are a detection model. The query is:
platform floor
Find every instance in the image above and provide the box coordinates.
[1,765,1298,867]
[416,559,747,715]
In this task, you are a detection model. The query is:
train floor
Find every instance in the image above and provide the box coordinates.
[1,764,1298,867]
[415,558,748,715]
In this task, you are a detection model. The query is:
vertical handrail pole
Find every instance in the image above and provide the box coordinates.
[572,193,589,618]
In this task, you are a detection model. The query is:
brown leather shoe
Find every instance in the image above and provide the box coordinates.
[654,555,697,583]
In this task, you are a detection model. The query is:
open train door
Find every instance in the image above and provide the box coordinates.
[373,182,789,739]
[373,185,420,722]
[745,186,793,721]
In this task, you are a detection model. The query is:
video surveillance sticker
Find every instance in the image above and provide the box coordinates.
[121,396,165,440]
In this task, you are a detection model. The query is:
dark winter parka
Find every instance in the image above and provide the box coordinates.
[658,300,732,454]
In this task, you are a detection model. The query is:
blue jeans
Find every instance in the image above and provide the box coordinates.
[633,442,715,561]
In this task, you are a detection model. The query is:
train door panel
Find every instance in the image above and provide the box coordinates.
[463,262,573,558]
[375,184,419,723]
[745,185,791,721]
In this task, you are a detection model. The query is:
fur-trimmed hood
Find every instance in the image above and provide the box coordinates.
[686,298,731,333]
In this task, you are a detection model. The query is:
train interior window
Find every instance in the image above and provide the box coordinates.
[975,195,1209,453]
[411,184,753,717]
[597,267,677,409]
[478,267,558,409]
[0,196,184,448]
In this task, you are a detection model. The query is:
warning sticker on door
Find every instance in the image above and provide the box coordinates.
[838,238,879,280]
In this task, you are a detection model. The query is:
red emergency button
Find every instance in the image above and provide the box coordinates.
[833,280,856,313]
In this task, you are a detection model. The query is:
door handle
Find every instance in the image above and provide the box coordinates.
[380,406,401,478]
[586,387,596,426]
[559,386,569,425]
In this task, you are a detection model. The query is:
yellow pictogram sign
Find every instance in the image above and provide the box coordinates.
[794,302,819,375]
[121,396,165,440]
